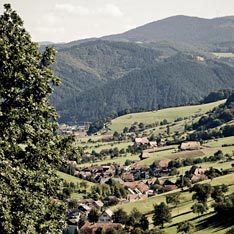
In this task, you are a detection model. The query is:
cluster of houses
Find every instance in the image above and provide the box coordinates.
[59,123,90,137]
[73,140,205,200]
[64,198,119,234]
[63,139,215,233]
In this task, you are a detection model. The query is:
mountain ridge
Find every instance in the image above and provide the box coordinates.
[103,15,234,46]
[44,15,234,123]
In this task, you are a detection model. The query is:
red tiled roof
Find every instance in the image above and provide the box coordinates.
[80,223,122,234]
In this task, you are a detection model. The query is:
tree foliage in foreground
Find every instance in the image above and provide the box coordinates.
[0,4,75,233]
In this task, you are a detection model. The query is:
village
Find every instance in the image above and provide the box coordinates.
[62,134,232,233]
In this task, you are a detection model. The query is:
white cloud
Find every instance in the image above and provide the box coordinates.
[36,12,61,27]
[97,4,123,17]
[55,3,123,18]
[35,26,65,34]
[55,3,75,13]
[55,3,90,16]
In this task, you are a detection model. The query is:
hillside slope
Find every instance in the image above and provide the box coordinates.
[51,40,161,107]
[57,54,234,122]
[46,15,234,123]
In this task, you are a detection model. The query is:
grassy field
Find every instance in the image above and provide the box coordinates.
[109,100,225,133]
[77,141,132,154]
[76,136,234,169]
[57,171,96,191]
[77,153,140,168]
[212,52,234,58]
[111,173,234,214]
[203,136,234,147]
[111,173,234,233]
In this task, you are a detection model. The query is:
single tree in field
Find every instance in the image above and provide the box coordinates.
[177,221,195,234]
[211,184,228,203]
[191,202,208,216]
[166,192,181,214]
[0,4,76,233]
[166,192,181,208]
[153,202,172,228]
[127,207,143,226]
[191,183,212,204]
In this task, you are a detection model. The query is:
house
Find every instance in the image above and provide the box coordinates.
[121,173,134,182]
[124,181,149,195]
[191,174,208,183]
[101,135,113,142]
[98,209,113,223]
[146,178,157,186]
[131,162,149,170]
[135,137,149,145]
[164,184,178,191]
[80,223,122,234]
[66,209,80,221]
[93,200,104,210]
[180,141,201,150]
[149,141,157,148]
[191,168,209,183]
[159,160,170,168]
[193,168,209,176]
[78,204,91,216]
[139,152,150,160]
[127,194,148,202]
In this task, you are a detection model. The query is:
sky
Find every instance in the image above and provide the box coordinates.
[1,0,234,43]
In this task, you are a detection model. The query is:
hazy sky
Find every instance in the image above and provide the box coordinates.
[1,0,234,43]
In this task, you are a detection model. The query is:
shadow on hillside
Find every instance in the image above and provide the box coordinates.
[195,213,234,232]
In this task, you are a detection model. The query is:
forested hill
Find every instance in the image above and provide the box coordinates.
[47,15,234,124]
[51,40,162,107]
[55,52,234,123]
[103,15,234,47]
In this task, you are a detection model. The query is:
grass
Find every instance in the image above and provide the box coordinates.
[57,171,96,192]
[77,153,140,168]
[109,100,225,133]
[212,52,234,58]
[110,173,234,233]
[110,173,234,215]
[203,136,234,147]
[77,141,132,154]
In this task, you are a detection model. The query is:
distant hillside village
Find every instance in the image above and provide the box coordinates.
[59,123,90,137]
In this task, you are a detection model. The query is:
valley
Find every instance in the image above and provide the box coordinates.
[60,99,234,233]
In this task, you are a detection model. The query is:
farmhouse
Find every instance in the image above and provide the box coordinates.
[127,193,148,202]
[149,141,158,148]
[80,222,122,234]
[191,167,209,183]
[98,209,113,223]
[180,141,201,150]
[135,137,149,145]
[93,200,104,210]
[124,181,149,195]
[121,173,134,182]
[139,152,151,160]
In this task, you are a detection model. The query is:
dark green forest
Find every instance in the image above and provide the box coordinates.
[51,43,234,123]
[44,15,234,124]
[188,94,234,140]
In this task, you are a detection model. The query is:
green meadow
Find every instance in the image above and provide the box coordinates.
[109,100,225,133]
